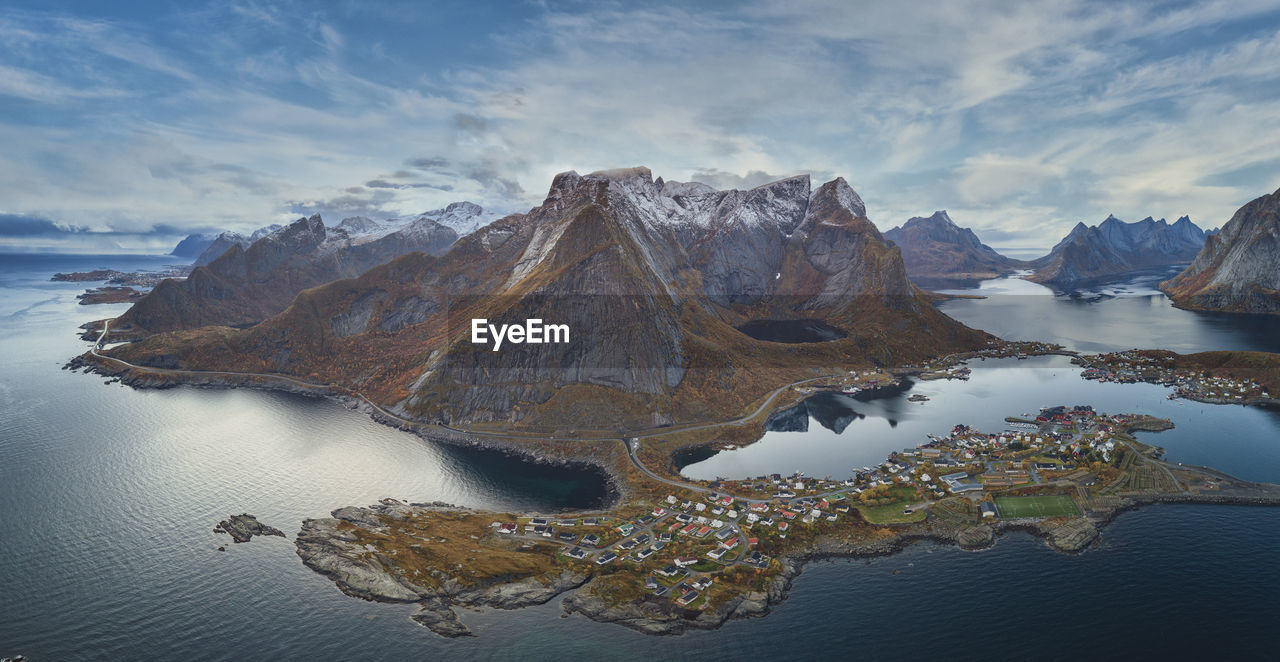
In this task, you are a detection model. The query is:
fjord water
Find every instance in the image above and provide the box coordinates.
[3,255,1279,660]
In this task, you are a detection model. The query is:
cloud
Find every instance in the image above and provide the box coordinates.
[2,0,1280,253]
[688,169,806,190]
[0,213,84,236]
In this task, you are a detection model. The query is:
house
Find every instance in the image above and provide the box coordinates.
[645,576,659,589]
[676,590,700,606]
[596,552,617,565]
[980,502,997,518]
[616,523,635,536]
[562,547,587,560]
[679,523,696,535]
[674,556,698,568]
[694,503,707,512]
[530,518,549,526]
[695,526,712,538]
[691,576,713,591]
[666,495,678,505]
[581,534,601,547]
[496,522,517,534]
[652,507,667,517]
[720,537,740,549]
[657,564,680,577]
[706,548,726,560]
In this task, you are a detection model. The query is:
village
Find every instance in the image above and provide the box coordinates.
[1074,350,1272,403]
[482,402,1171,612]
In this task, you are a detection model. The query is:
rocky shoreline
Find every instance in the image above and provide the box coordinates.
[286,492,1280,638]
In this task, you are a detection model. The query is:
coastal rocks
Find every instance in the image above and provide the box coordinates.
[955,524,995,549]
[412,600,473,637]
[459,569,589,610]
[1041,519,1099,553]
[214,514,285,543]
[295,516,425,603]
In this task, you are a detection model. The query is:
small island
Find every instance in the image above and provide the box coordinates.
[293,405,1280,637]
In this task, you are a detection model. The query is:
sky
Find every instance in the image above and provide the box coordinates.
[2,0,1280,254]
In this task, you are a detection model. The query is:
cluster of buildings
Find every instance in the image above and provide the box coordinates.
[1076,351,1269,402]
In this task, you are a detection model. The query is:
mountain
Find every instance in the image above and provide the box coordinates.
[1027,215,1208,288]
[112,214,458,335]
[105,167,993,430]
[192,225,283,266]
[883,211,1028,282]
[170,233,219,259]
[1161,187,1280,313]
[415,201,501,236]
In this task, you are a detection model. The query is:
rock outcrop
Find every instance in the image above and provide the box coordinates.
[214,514,285,543]
[1161,187,1280,313]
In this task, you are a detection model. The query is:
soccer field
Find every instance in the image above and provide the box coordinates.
[993,495,1080,518]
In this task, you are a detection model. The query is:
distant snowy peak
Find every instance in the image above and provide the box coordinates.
[416,201,500,236]
[337,216,383,235]
[562,166,852,237]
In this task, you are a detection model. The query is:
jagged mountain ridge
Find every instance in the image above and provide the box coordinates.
[107,167,993,430]
[192,225,284,266]
[1161,187,1280,313]
[1027,214,1208,288]
[883,211,1029,281]
[115,213,459,334]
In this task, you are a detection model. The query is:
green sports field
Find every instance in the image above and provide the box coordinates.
[993,495,1080,518]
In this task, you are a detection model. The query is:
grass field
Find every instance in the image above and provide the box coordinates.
[993,495,1080,518]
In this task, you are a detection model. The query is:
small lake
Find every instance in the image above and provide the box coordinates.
[735,318,847,343]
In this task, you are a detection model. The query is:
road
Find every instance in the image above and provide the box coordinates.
[88,320,833,501]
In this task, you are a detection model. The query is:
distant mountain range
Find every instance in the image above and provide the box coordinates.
[1026,215,1210,288]
[106,167,992,429]
[884,211,1030,282]
[1162,187,1280,314]
[169,202,499,265]
[115,213,459,334]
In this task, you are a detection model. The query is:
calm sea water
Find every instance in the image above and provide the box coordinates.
[2,255,1278,660]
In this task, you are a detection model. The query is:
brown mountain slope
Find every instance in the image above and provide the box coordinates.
[105,168,994,431]
[112,213,459,335]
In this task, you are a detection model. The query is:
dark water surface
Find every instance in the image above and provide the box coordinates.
[935,266,1280,353]
[3,255,1279,660]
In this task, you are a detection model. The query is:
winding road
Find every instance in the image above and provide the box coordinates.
[88,320,833,499]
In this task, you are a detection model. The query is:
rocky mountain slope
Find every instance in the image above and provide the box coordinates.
[169,232,219,259]
[883,211,1028,283]
[1027,215,1208,289]
[114,214,459,334]
[105,167,993,430]
[191,225,283,266]
[1161,187,1280,313]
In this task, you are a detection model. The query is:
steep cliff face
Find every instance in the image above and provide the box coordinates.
[1027,215,1208,288]
[114,214,459,333]
[1161,187,1280,313]
[883,211,1027,281]
[107,167,992,429]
